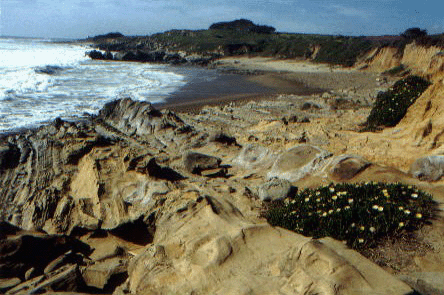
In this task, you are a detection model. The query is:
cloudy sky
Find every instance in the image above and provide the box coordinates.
[1,0,442,38]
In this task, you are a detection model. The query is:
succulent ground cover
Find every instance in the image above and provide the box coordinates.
[361,75,431,131]
[265,182,438,249]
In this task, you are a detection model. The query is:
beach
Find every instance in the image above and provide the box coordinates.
[158,57,387,113]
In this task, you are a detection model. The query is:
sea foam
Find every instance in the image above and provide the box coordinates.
[0,38,187,133]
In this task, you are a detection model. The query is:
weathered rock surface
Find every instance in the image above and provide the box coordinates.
[183,151,222,174]
[267,144,332,181]
[329,154,372,180]
[114,194,412,295]
[1,93,443,294]
[258,177,293,201]
[232,143,273,169]
[97,97,185,136]
[399,272,444,295]
[410,155,444,181]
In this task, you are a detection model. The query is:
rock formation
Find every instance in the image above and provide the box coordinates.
[1,87,443,294]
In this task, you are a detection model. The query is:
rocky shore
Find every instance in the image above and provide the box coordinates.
[2,46,444,294]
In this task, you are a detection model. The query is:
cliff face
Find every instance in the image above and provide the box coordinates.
[344,42,444,170]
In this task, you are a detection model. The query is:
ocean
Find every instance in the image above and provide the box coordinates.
[0,37,189,133]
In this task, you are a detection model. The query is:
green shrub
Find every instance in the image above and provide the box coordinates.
[362,75,431,131]
[264,182,437,249]
[314,36,374,67]
[382,64,409,76]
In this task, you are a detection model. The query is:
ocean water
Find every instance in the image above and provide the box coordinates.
[0,38,188,133]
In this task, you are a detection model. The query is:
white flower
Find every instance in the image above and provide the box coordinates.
[322,212,327,217]
[378,206,384,212]
[305,197,310,202]
[336,208,341,213]
[316,191,320,196]
[360,226,365,231]
[348,199,354,204]
[328,209,334,214]
[351,223,356,227]
[399,222,405,227]
[369,227,376,233]
[411,193,418,199]
[344,205,351,210]
[404,209,411,215]
[372,205,379,210]
[398,206,404,211]
[358,238,364,243]
[329,187,335,193]
[332,195,338,201]
[316,198,321,202]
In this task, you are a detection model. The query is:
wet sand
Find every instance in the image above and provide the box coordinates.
[157,57,381,113]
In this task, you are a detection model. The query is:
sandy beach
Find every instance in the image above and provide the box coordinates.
[158,57,387,113]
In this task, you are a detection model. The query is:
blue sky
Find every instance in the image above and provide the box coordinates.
[1,0,442,38]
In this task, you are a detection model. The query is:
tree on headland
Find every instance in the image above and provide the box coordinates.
[401,28,427,40]
[92,32,125,41]
[209,19,276,34]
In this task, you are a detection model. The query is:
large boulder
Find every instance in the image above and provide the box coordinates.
[410,155,444,181]
[329,154,372,180]
[97,98,185,136]
[232,144,273,169]
[258,178,293,201]
[183,152,222,175]
[267,145,332,182]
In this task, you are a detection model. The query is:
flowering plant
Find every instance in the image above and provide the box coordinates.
[361,75,430,131]
[264,182,437,249]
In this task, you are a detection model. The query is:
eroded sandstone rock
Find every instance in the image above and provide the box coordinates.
[267,144,332,181]
[183,151,222,175]
[97,98,185,136]
[410,155,444,181]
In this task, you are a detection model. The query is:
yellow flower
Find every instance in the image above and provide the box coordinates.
[372,205,379,210]
[415,213,422,219]
[378,206,384,212]
[328,209,334,214]
[332,195,338,201]
[348,199,354,204]
[329,187,335,193]
[344,205,351,210]
[358,238,364,243]
[322,212,327,217]
[305,197,310,202]
[369,227,376,233]
[399,222,405,227]
[411,193,418,199]
[360,226,365,231]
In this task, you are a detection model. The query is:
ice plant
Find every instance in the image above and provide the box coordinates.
[265,182,437,250]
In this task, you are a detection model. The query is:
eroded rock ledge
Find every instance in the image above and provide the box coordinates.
[0,97,439,294]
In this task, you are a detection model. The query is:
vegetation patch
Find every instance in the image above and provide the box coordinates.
[264,182,437,250]
[361,75,431,131]
[381,64,409,76]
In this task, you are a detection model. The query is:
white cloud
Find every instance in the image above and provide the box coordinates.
[330,4,371,19]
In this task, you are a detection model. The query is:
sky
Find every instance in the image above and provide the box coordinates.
[0,0,443,39]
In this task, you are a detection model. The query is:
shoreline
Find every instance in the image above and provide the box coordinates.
[157,68,326,113]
